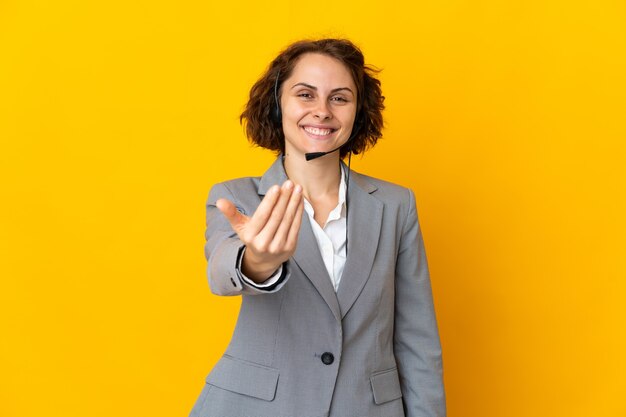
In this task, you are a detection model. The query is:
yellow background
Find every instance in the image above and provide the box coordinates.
[1,1,625,416]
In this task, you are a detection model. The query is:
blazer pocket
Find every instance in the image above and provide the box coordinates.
[206,354,279,401]
[370,367,403,405]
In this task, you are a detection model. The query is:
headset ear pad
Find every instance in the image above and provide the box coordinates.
[355,112,365,133]
[272,102,282,125]
[352,111,365,137]
[343,111,365,154]
[272,71,283,125]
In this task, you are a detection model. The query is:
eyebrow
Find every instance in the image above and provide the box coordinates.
[290,82,354,95]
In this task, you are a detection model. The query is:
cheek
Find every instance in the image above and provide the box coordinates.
[283,103,307,121]
[340,110,357,127]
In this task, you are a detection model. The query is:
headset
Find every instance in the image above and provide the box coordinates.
[272,69,365,159]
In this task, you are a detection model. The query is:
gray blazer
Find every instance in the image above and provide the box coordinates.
[190,157,445,417]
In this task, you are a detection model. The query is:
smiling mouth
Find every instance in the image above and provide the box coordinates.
[302,126,337,137]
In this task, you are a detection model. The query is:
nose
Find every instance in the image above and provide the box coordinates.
[313,100,332,120]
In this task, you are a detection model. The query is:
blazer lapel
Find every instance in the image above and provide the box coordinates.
[258,157,342,323]
[292,215,342,322]
[336,164,384,319]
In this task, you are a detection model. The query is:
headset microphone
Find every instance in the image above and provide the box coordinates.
[304,145,343,161]
[274,68,363,162]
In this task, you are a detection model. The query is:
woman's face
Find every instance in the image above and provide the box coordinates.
[279,53,358,160]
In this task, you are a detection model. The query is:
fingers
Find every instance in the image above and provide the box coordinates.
[256,180,297,244]
[219,180,303,261]
[244,185,281,237]
[216,198,248,232]
[268,183,303,251]
[286,196,305,249]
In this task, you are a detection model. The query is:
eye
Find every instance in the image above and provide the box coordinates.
[331,96,349,103]
[297,92,314,99]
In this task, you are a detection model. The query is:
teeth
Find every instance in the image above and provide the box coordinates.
[304,126,333,136]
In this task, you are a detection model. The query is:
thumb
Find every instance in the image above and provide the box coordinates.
[216,198,248,231]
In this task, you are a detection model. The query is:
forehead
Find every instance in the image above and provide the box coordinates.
[287,53,355,88]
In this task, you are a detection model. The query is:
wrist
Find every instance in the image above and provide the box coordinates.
[241,251,281,283]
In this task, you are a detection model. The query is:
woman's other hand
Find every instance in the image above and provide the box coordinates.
[216,180,304,283]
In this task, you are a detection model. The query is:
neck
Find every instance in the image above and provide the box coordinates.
[282,151,342,201]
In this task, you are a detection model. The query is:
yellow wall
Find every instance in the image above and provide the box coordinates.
[1,1,624,416]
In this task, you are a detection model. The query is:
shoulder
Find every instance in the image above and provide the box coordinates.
[207,176,262,204]
[351,171,419,227]
[352,171,415,204]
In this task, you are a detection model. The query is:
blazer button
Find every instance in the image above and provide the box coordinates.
[230,277,237,287]
[321,352,334,365]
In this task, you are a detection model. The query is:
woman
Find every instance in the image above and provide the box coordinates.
[190,39,446,417]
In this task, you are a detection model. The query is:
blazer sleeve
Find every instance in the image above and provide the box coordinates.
[204,182,290,296]
[393,188,446,417]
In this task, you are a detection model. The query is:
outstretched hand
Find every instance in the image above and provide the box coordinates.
[216,180,304,283]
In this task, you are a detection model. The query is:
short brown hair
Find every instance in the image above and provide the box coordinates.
[240,39,385,158]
